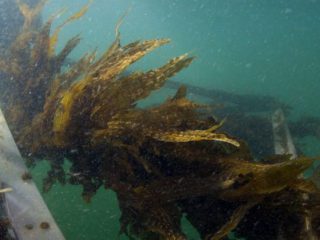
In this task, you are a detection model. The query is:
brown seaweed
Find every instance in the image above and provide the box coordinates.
[0,1,320,240]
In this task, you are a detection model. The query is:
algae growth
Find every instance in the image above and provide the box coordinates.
[0,1,320,240]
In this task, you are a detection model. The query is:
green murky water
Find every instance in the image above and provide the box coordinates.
[2,0,320,239]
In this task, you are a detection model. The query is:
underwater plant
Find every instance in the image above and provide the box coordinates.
[1,1,320,239]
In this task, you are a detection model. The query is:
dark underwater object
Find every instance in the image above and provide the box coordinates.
[166,80,291,114]
[166,81,320,158]
[0,1,320,240]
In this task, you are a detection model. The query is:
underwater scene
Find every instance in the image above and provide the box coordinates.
[0,0,320,239]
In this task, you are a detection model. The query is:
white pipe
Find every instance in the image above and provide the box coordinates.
[0,109,65,240]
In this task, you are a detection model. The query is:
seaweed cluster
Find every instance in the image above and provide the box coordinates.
[1,1,320,239]
[166,81,320,158]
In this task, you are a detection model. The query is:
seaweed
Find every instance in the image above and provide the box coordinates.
[0,1,320,240]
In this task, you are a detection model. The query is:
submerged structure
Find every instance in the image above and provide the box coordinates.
[0,1,320,239]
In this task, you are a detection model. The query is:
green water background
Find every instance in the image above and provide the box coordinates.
[29,0,320,239]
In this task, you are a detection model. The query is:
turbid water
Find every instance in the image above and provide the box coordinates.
[1,0,320,239]
[43,0,320,116]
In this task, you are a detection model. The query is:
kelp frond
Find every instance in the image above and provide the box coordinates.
[151,120,240,147]
[1,1,320,240]
[219,156,314,200]
[206,200,259,240]
[16,0,46,31]
[49,1,92,56]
